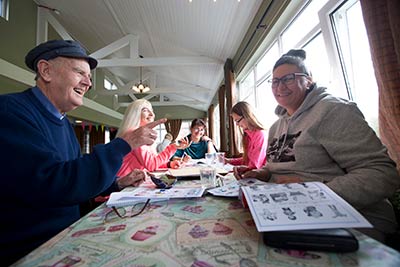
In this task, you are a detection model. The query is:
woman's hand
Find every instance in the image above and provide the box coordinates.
[169,159,183,169]
[174,137,192,150]
[234,167,269,181]
[182,154,192,162]
[233,166,250,180]
[116,169,147,189]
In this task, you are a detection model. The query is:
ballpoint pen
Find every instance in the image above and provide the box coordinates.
[216,173,225,187]
[180,152,187,163]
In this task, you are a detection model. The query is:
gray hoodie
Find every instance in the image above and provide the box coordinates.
[266,85,400,236]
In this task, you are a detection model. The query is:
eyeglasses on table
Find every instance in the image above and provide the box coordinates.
[104,199,151,223]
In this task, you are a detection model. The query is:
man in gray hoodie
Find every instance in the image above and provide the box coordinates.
[236,49,400,243]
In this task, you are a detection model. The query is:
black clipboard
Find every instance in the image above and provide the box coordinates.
[263,228,359,253]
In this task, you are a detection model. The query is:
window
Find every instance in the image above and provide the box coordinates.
[105,128,110,144]
[213,103,221,149]
[155,123,167,143]
[239,70,256,107]
[255,42,280,129]
[256,78,278,129]
[238,0,379,133]
[330,0,379,130]
[256,42,279,81]
[281,0,329,53]
[104,77,117,90]
[177,120,191,139]
[0,0,9,20]
[302,33,333,95]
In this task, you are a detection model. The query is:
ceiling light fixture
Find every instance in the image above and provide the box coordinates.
[131,66,150,93]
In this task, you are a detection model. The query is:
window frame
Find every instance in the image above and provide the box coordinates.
[237,0,378,132]
[0,0,9,21]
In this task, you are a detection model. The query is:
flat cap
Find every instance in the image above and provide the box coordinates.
[25,39,98,71]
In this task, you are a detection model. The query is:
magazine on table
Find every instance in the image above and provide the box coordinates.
[241,181,372,232]
[168,166,227,177]
[106,187,205,207]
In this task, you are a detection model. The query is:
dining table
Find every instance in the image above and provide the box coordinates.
[12,172,400,267]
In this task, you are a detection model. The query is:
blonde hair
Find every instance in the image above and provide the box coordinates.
[231,101,264,131]
[231,101,265,163]
[116,99,153,137]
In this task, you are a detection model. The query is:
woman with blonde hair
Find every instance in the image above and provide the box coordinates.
[116,99,190,176]
[226,101,267,170]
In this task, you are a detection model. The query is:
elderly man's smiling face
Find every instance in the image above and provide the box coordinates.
[40,57,92,113]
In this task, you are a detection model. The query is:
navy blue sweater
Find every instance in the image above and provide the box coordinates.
[0,88,131,264]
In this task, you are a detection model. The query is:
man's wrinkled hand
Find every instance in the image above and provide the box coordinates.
[117,169,147,189]
[120,118,167,149]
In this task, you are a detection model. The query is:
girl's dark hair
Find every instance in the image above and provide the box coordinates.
[273,49,310,75]
[191,118,207,129]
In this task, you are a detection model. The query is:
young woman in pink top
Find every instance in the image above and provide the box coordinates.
[116,99,190,177]
[226,101,267,170]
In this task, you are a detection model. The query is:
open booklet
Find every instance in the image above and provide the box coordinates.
[241,181,372,232]
[106,187,205,207]
[207,178,265,197]
[168,166,227,177]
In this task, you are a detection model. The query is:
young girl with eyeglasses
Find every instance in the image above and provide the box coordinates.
[226,101,268,170]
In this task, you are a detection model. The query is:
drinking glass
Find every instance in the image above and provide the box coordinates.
[205,152,216,166]
[200,166,216,188]
[215,152,225,169]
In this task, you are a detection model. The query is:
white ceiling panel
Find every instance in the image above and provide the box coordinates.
[34,0,263,111]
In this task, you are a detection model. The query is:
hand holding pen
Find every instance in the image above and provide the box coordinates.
[180,152,186,163]
[180,152,191,163]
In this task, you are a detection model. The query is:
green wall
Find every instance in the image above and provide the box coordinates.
[0,0,36,91]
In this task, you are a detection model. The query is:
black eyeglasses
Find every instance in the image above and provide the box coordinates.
[234,116,244,124]
[268,73,308,88]
[104,199,150,223]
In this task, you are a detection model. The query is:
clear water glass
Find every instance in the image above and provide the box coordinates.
[200,166,216,188]
[215,152,225,169]
[205,153,216,166]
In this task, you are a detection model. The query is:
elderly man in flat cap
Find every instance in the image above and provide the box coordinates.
[0,40,166,265]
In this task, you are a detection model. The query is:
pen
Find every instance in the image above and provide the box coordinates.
[180,152,187,163]
[216,173,225,186]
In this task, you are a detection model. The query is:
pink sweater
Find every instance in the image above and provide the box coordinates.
[229,129,267,169]
[117,144,177,176]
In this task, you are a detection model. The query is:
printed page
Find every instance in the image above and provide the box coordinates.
[106,192,149,207]
[208,178,266,197]
[169,166,227,177]
[124,187,205,199]
[241,182,372,232]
